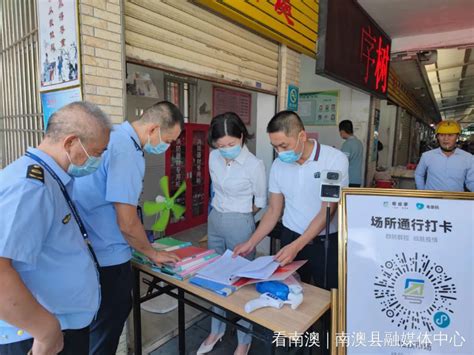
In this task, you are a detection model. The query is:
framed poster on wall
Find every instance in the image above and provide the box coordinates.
[37,0,80,92]
[338,189,474,354]
[298,91,339,126]
[40,86,82,128]
[212,86,252,125]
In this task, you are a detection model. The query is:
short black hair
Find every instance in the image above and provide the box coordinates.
[266,110,304,135]
[339,120,353,134]
[207,112,254,148]
[140,101,184,130]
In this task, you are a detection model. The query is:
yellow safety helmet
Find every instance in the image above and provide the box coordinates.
[435,120,461,135]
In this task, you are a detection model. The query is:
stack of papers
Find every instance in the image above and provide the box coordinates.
[190,251,307,296]
[132,237,190,265]
[195,250,280,285]
[232,259,307,288]
[133,238,220,280]
[160,246,220,280]
[152,237,192,251]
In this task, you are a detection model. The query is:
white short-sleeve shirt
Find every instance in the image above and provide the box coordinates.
[210,145,267,213]
[269,140,349,235]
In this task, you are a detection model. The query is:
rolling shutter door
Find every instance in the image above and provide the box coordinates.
[124,0,279,93]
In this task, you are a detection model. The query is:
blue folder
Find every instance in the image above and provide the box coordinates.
[189,276,236,297]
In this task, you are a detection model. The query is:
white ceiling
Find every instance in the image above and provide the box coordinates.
[357,0,474,38]
[426,49,474,122]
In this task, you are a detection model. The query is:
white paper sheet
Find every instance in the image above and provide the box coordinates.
[196,250,249,285]
[196,250,280,285]
[231,255,279,280]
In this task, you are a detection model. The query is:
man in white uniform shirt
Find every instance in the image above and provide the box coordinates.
[234,111,349,290]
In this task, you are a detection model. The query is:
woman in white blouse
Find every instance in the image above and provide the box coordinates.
[197,112,267,355]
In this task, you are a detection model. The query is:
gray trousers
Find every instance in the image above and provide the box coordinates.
[207,209,256,345]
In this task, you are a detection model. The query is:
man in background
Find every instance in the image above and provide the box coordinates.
[415,120,473,192]
[339,120,363,187]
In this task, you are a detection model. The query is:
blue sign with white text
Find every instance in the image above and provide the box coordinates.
[287,85,299,111]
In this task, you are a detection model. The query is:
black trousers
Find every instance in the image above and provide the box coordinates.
[0,327,89,355]
[89,261,132,355]
[280,225,339,290]
[280,226,338,355]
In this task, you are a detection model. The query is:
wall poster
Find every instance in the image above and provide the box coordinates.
[37,0,80,92]
[212,86,252,125]
[298,91,339,126]
[40,86,82,128]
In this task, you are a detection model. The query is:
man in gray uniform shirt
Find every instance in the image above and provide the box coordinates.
[339,120,363,187]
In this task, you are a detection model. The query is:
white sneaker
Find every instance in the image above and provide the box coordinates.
[196,333,225,354]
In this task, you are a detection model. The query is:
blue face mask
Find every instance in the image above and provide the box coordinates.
[144,128,170,155]
[219,145,242,160]
[67,140,102,177]
[277,136,303,164]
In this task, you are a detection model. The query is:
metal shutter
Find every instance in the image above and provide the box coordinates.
[124,0,279,93]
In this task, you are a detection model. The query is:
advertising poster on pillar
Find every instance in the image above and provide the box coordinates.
[342,193,473,354]
[37,0,80,92]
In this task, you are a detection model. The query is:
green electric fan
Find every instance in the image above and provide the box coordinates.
[143,175,186,232]
[140,175,186,314]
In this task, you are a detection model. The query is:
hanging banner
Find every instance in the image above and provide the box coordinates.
[37,0,80,92]
[339,189,474,355]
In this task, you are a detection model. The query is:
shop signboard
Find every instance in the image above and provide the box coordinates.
[338,189,474,354]
[388,68,425,120]
[298,91,339,126]
[194,0,318,57]
[37,0,81,92]
[316,0,391,98]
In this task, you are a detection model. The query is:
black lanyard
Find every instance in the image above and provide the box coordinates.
[25,151,100,268]
[130,137,144,156]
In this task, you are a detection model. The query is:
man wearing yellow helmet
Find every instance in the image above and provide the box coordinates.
[415,120,473,191]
